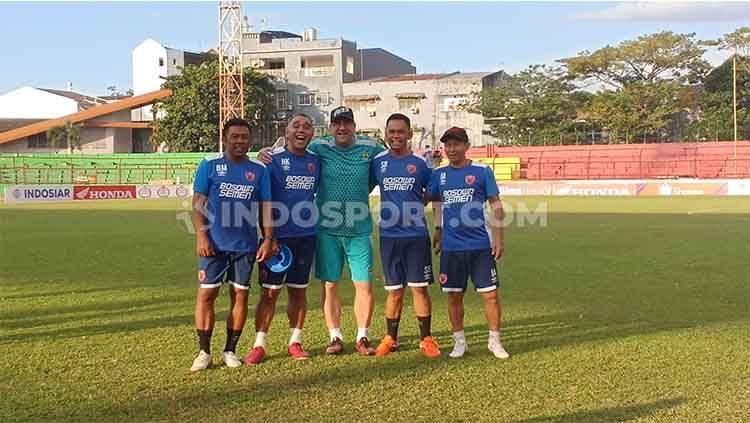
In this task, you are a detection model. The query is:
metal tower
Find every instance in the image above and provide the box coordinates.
[218,1,244,151]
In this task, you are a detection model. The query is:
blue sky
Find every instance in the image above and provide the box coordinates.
[1,1,749,95]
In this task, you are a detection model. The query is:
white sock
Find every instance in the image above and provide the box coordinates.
[329,328,343,342]
[254,331,267,348]
[452,330,466,343]
[289,328,303,346]
[356,327,369,342]
[489,330,501,344]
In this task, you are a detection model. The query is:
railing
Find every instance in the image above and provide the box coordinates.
[0,165,199,186]
[259,68,288,78]
[302,66,335,77]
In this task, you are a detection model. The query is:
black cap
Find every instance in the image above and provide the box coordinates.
[330,106,355,123]
[440,127,469,143]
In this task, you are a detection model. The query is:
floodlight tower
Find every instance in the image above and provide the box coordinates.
[218,1,244,152]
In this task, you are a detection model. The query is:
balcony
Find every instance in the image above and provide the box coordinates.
[302,66,335,77]
[258,68,288,78]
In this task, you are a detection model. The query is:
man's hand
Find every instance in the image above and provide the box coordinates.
[256,238,279,262]
[432,228,442,255]
[196,232,215,257]
[257,147,273,165]
[491,237,505,261]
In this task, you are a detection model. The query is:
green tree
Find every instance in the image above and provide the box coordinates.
[560,31,710,89]
[465,65,589,145]
[47,120,82,153]
[152,60,274,152]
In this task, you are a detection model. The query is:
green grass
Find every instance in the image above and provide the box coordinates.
[1,197,749,422]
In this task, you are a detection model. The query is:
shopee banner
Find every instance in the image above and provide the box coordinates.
[728,180,750,196]
[5,185,74,203]
[635,182,728,196]
[552,183,637,196]
[136,184,192,199]
[74,185,137,200]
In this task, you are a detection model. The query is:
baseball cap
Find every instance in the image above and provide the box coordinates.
[440,127,469,143]
[330,106,355,123]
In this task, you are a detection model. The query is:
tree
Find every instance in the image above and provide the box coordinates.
[106,86,134,97]
[560,31,710,89]
[151,60,275,152]
[47,120,82,153]
[465,65,589,145]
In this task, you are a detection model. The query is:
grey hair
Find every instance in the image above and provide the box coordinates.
[288,112,313,126]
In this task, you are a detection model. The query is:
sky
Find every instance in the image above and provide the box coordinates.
[1,1,749,96]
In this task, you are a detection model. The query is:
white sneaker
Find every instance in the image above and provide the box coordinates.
[221,351,243,368]
[488,341,509,359]
[449,340,467,358]
[190,350,212,372]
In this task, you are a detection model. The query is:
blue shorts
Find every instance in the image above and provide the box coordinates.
[259,235,316,290]
[438,249,498,293]
[198,251,255,291]
[379,236,434,290]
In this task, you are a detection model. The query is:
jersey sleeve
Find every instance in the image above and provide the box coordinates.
[306,137,326,155]
[370,157,379,186]
[484,166,499,197]
[421,163,433,192]
[193,160,210,195]
[259,166,272,201]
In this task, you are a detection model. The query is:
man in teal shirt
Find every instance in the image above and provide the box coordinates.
[260,106,385,355]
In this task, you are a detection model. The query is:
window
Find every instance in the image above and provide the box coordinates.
[442,95,468,112]
[314,92,330,106]
[398,98,420,112]
[27,133,50,148]
[172,58,177,65]
[297,93,313,106]
[276,90,289,110]
[159,57,164,67]
[346,56,355,74]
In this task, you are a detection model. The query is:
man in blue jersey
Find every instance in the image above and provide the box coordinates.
[370,114,440,358]
[245,113,320,365]
[190,118,278,372]
[428,127,509,359]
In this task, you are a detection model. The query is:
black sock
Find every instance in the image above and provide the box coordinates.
[417,315,432,339]
[197,329,212,354]
[224,328,242,353]
[386,318,400,340]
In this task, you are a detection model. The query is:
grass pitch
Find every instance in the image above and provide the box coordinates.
[1,197,749,422]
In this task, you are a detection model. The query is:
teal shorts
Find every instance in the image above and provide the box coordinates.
[315,233,373,283]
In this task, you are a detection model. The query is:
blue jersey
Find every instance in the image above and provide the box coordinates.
[193,154,271,253]
[428,161,499,252]
[268,146,320,239]
[371,151,432,238]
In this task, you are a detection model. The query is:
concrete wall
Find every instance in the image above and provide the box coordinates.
[0,87,78,119]
[132,39,180,121]
[360,48,416,81]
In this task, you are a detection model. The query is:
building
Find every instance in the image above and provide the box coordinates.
[131,38,213,122]
[241,28,416,142]
[343,71,507,146]
[0,88,171,153]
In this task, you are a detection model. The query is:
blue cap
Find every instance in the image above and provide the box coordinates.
[265,244,293,273]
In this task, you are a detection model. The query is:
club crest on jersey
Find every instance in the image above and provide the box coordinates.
[465,175,476,185]
[198,270,206,282]
[380,160,389,174]
[407,164,417,174]
[281,158,291,172]
[245,171,256,182]
[439,273,448,285]
[216,163,228,177]
[362,151,370,160]
[308,162,316,173]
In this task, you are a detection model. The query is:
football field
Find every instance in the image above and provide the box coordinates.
[1,197,749,422]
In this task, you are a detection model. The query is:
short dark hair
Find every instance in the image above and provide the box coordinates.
[386,113,411,129]
[222,118,251,137]
[289,112,313,125]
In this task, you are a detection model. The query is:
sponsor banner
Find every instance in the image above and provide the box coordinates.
[499,182,552,196]
[552,183,636,196]
[5,185,74,203]
[636,182,728,196]
[136,184,192,200]
[727,180,750,196]
[74,185,137,200]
